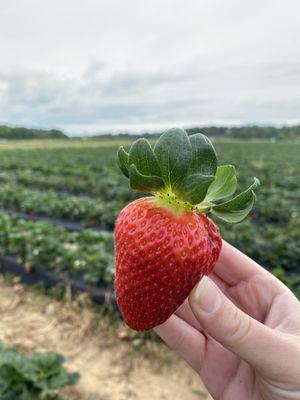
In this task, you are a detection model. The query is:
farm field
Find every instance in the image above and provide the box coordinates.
[0,277,209,400]
[0,137,299,399]
[0,139,299,298]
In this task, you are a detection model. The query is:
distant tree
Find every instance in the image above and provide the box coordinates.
[0,125,68,140]
[185,125,300,141]
[88,125,300,141]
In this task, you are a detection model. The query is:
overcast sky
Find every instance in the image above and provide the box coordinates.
[0,0,300,135]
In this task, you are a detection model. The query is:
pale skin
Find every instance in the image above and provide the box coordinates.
[155,241,300,400]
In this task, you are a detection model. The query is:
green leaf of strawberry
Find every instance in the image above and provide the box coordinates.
[210,195,256,223]
[129,164,164,192]
[117,146,130,177]
[179,173,215,205]
[129,138,162,177]
[205,165,237,201]
[154,128,192,191]
[189,133,217,175]
[211,177,260,223]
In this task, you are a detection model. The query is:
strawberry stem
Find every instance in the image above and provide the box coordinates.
[155,191,195,213]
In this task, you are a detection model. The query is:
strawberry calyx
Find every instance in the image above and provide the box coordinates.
[117,128,260,223]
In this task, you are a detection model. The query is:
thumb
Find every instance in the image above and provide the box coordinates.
[189,276,290,373]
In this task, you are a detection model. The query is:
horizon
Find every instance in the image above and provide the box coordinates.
[2,121,300,138]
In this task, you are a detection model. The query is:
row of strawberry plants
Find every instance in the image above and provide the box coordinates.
[219,218,300,298]
[219,217,300,272]
[0,169,137,202]
[0,170,297,228]
[0,142,298,225]
[0,146,116,174]
[0,146,129,201]
[0,184,121,229]
[0,211,115,285]
[0,209,298,298]
[0,142,298,299]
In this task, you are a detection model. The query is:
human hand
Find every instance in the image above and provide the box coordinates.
[155,241,300,400]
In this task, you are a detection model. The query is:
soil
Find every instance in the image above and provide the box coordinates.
[0,277,211,400]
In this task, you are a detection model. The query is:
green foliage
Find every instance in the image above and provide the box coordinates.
[180,174,215,205]
[189,133,217,175]
[186,125,300,141]
[0,139,298,297]
[0,184,120,230]
[0,148,136,202]
[0,212,115,284]
[0,341,79,399]
[117,146,130,177]
[129,138,161,177]
[154,128,192,191]
[211,178,259,223]
[128,164,164,192]
[206,165,237,201]
[92,124,300,141]
[1,124,300,142]
[0,125,67,140]
[118,128,259,223]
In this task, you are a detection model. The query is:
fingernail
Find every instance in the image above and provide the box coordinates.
[193,276,221,313]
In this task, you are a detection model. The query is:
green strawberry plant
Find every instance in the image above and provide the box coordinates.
[0,212,115,285]
[0,341,79,399]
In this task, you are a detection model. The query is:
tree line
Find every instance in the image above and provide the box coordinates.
[1,124,299,141]
[0,125,67,140]
[185,125,300,140]
[93,125,300,141]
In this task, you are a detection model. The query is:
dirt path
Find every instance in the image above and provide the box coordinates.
[0,278,211,400]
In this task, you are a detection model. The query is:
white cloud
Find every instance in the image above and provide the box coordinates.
[0,0,300,134]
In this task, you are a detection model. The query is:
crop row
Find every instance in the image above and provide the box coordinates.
[0,169,137,202]
[219,217,300,272]
[0,142,298,186]
[0,211,115,285]
[219,218,300,298]
[0,184,121,229]
[0,146,117,174]
[0,183,297,237]
[0,143,298,211]
[0,180,298,229]
[0,142,298,211]
[0,209,298,298]
[0,141,298,299]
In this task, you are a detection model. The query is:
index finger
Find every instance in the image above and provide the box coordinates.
[213,240,271,285]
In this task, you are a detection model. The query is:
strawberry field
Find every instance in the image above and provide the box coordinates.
[0,139,299,298]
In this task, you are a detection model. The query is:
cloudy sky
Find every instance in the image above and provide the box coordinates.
[0,0,300,135]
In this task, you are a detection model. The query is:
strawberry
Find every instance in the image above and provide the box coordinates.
[114,128,259,331]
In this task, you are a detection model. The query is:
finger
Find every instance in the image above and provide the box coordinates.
[154,314,206,372]
[175,274,229,331]
[214,241,270,286]
[175,299,203,331]
[189,276,297,375]
[209,272,229,293]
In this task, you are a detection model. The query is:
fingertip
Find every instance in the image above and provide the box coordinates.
[154,314,206,372]
[189,276,221,315]
[153,315,178,338]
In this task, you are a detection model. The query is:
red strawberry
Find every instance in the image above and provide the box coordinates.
[114,128,259,331]
[115,197,221,330]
